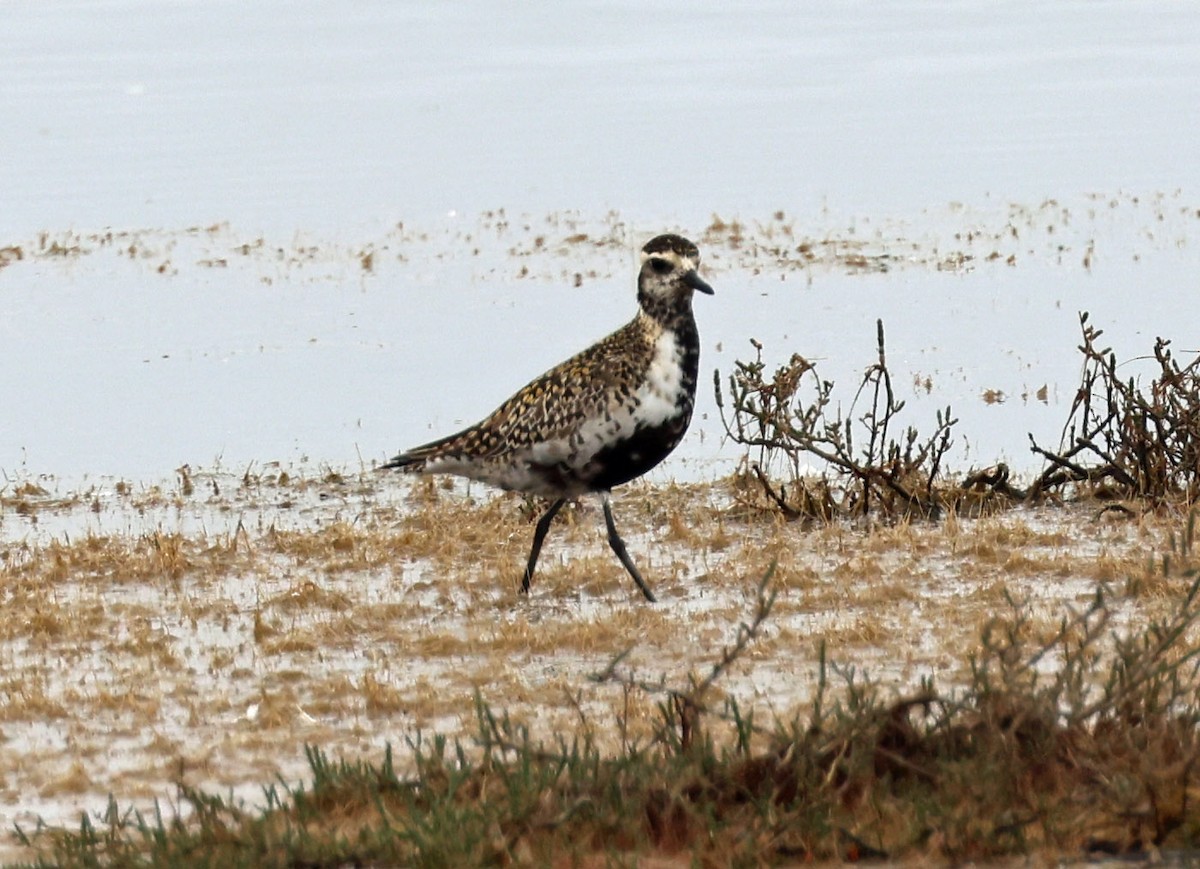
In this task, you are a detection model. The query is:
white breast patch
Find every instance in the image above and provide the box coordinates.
[565,328,686,463]
[636,328,687,427]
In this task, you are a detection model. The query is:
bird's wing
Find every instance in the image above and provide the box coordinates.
[464,325,646,459]
[391,320,649,468]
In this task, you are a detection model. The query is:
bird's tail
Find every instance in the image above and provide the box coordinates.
[380,428,470,473]
[380,451,422,472]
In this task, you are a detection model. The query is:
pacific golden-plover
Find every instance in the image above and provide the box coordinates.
[383,233,713,602]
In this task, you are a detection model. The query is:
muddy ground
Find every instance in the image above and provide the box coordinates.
[0,464,1187,860]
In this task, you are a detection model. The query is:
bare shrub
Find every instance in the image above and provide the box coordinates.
[720,312,1200,514]
[715,319,957,520]
[1023,312,1200,504]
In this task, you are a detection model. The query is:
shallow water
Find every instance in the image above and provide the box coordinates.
[1,199,1197,487]
[4,1,1199,232]
[3,1,1199,484]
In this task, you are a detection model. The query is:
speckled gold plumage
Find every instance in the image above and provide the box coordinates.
[392,311,664,469]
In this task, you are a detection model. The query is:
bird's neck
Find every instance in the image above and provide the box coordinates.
[634,307,701,395]
[636,291,696,332]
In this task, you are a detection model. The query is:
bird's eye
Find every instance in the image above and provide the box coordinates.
[649,257,673,275]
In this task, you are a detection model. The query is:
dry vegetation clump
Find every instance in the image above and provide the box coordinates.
[18,540,1200,866]
[0,481,84,517]
[720,313,1200,524]
[1021,312,1200,504]
[717,320,958,521]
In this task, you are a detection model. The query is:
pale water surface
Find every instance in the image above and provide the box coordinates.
[2,0,1199,484]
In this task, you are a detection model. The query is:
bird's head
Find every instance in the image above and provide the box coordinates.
[637,234,714,320]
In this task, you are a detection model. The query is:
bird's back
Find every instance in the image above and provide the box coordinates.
[385,308,700,497]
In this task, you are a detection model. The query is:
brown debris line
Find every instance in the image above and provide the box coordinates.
[3,190,1196,289]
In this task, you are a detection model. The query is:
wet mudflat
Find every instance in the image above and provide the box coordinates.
[0,461,1191,854]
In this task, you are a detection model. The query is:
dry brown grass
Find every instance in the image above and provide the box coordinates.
[19,549,1200,866]
[2,465,1199,864]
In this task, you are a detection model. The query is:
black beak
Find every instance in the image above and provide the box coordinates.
[685,270,715,295]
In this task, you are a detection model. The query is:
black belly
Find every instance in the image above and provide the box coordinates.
[583,414,690,492]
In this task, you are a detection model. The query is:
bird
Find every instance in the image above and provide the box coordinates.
[382,233,713,602]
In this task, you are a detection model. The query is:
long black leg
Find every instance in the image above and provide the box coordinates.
[522,498,566,594]
[601,493,657,603]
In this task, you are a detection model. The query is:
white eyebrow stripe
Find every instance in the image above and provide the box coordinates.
[639,250,698,271]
